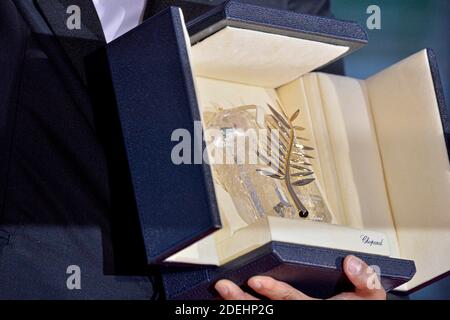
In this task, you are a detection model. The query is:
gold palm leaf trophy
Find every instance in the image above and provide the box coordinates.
[205,104,332,224]
[257,104,316,218]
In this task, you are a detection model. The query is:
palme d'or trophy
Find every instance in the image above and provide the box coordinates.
[204,104,332,225]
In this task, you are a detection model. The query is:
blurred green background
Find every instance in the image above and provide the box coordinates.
[332,0,449,106]
[331,0,449,300]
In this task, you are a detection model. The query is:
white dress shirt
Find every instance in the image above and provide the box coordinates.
[92,0,148,43]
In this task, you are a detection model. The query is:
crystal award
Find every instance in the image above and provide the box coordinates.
[204,104,332,224]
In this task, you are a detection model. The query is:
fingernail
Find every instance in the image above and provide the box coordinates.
[347,256,363,275]
[215,283,229,297]
[251,279,262,290]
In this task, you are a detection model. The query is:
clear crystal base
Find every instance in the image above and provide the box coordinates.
[204,106,332,224]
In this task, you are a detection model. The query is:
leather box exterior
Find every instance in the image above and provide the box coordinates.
[161,242,416,300]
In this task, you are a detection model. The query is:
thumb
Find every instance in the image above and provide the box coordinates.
[343,255,386,300]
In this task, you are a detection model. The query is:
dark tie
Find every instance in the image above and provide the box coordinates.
[36,0,106,83]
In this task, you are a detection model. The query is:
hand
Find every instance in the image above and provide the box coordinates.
[215,255,386,300]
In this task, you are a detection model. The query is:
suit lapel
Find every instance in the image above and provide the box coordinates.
[35,0,106,84]
[13,0,99,132]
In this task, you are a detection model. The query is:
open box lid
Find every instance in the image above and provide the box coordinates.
[104,2,368,264]
[187,1,368,48]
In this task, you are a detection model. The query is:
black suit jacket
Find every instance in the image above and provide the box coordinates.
[0,0,333,299]
[0,0,155,299]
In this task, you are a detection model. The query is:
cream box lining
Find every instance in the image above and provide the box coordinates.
[164,18,450,292]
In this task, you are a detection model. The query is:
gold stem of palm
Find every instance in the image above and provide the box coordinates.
[257,104,315,218]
